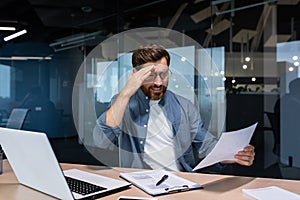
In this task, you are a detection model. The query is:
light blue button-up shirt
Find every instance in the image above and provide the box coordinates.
[93,89,217,172]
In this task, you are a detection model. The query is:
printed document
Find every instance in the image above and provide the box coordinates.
[120,170,202,196]
[242,186,300,200]
[193,122,258,171]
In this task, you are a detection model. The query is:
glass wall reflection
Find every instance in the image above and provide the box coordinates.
[0,0,300,179]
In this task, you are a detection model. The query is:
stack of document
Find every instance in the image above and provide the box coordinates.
[120,170,202,196]
[242,186,300,200]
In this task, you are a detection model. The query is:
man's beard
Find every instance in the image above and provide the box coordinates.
[141,84,167,100]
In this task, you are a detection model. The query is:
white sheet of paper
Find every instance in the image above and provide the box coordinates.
[242,186,300,200]
[192,122,258,171]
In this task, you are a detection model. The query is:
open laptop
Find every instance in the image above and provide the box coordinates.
[0,127,131,200]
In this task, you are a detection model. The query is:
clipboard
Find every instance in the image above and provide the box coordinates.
[119,170,202,196]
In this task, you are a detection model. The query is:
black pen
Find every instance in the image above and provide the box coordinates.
[155,175,168,186]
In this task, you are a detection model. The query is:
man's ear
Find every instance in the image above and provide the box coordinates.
[132,68,138,73]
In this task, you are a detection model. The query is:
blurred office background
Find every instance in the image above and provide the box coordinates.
[1,0,300,179]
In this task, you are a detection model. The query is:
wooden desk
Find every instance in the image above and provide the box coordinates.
[1,159,300,200]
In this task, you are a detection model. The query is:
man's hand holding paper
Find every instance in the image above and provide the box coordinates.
[193,123,258,171]
[228,144,255,166]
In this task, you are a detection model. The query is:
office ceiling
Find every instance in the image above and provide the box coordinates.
[0,0,300,52]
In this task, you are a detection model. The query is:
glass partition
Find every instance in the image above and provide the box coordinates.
[1,0,300,179]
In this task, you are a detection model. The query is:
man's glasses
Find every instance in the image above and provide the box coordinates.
[135,64,171,82]
[146,70,171,82]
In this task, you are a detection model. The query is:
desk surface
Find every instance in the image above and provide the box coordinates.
[1,160,300,200]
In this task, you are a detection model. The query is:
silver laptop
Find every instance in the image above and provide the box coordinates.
[0,127,131,200]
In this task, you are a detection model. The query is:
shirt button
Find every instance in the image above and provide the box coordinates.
[146,109,149,112]
[140,141,144,144]
[144,124,147,128]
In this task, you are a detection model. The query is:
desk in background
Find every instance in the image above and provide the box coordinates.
[1,160,300,200]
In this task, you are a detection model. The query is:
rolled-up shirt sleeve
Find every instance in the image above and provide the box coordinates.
[93,111,122,148]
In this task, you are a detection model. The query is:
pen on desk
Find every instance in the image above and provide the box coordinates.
[155,175,168,186]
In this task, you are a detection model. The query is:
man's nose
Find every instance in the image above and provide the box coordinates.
[153,74,163,85]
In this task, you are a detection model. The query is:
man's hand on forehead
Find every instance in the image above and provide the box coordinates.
[135,64,155,73]
[140,63,168,71]
[136,64,153,71]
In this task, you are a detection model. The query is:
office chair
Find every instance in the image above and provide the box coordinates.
[265,111,280,156]
[6,108,30,130]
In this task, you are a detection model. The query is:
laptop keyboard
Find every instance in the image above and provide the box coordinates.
[65,176,107,195]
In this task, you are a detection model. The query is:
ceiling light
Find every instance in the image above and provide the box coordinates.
[242,64,248,69]
[0,27,16,31]
[245,56,251,62]
[294,61,299,67]
[292,55,298,61]
[50,31,102,52]
[0,56,52,60]
[289,67,294,71]
[4,29,27,41]
[251,77,256,82]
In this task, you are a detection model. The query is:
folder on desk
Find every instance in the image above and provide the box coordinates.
[120,170,202,196]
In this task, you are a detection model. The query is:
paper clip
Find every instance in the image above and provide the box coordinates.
[165,185,189,193]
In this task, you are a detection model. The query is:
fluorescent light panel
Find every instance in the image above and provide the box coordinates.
[0,27,16,31]
[0,56,52,60]
[4,29,27,41]
[50,31,102,47]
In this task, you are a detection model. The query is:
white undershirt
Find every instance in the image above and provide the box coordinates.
[143,100,179,171]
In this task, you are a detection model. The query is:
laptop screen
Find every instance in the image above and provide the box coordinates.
[0,127,130,200]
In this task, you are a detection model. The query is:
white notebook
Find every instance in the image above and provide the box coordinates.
[242,186,300,200]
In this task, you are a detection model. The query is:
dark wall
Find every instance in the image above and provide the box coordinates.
[226,93,264,131]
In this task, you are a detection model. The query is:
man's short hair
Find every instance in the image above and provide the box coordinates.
[132,44,170,68]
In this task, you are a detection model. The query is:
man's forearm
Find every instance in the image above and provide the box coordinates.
[105,91,130,127]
